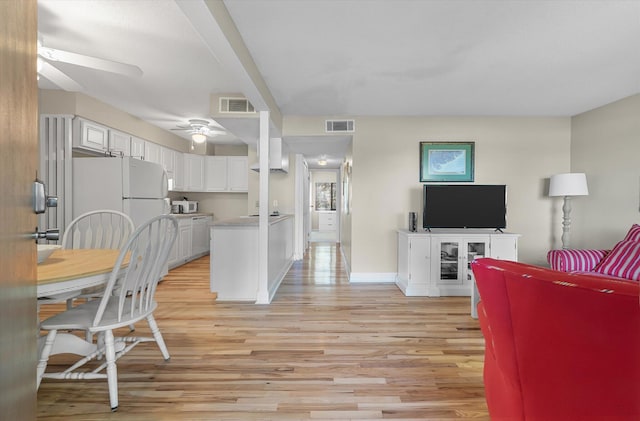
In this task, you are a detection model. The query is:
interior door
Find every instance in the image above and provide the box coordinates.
[0,0,38,417]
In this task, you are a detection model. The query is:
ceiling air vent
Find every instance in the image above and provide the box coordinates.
[325,119,355,133]
[219,97,255,113]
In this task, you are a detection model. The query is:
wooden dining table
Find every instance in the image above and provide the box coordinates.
[37,249,127,298]
[37,248,129,358]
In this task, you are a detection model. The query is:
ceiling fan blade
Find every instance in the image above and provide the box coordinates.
[39,61,83,91]
[39,46,143,77]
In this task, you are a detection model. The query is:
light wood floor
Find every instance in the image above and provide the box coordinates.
[37,243,488,420]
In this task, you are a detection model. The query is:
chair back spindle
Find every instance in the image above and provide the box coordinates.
[62,210,135,250]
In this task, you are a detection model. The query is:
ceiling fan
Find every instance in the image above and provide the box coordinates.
[171,119,226,144]
[37,36,143,91]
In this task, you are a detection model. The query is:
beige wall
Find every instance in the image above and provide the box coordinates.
[247,146,296,216]
[570,94,640,248]
[286,115,571,273]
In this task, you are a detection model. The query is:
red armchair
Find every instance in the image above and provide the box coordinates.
[472,258,640,420]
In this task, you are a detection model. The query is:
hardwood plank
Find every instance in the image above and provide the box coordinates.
[37,243,488,419]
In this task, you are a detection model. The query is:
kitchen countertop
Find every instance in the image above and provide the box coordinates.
[212,214,292,227]
[169,213,213,219]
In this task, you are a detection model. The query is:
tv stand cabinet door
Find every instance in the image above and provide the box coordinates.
[396,232,432,296]
[489,235,518,261]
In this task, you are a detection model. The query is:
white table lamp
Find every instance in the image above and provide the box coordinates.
[549,173,589,249]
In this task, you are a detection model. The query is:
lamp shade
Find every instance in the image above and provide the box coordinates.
[549,173,589,197]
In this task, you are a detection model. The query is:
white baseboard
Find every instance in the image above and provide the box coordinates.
[340,246,351,280]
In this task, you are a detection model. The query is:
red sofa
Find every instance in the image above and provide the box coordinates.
[472,258,640,420]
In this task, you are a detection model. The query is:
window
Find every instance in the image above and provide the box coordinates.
[315,182,336,211]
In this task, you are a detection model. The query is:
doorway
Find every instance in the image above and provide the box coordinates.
[309,169,339,243]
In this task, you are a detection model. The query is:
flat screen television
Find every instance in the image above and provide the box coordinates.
[423,184,507,230]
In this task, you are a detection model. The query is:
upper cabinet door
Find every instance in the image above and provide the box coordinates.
[227,156,248,192]
[161,147,175,174]
[144,141,161,164]
[204,156,228,192]
[73,118,109,153]
[108,130,131,157]
[173,152,185,190]
[130,137,145,160]
[184,154,204,191]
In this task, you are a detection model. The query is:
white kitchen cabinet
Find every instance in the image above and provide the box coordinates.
[144,141,161,165]
[168,215,212,269]
[130,137,145,160]
[173,152,184,190]
[227,156,248,192]
[191,215,211,256]
[108,129,131,156]
[204,156,228,192]
[161,147,176,190]
[184,154,204,191]
[203,156,248,192]
[396,229,519,300]
[161,147,175,174]
[73,118,110,154]
[318,212,336,231]
[169,218,193,268]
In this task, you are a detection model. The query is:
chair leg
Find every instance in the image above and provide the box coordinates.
[103,330,119,411]
[37,330,57,390]
[146,314,170,361]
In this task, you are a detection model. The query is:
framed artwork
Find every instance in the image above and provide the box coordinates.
[419,141,475,182]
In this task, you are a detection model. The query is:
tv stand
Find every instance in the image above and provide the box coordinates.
[396,229,520,318]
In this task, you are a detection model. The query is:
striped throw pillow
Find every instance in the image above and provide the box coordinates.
[623,224,640,242]
[547,249,608,272]
[593,240,640,281]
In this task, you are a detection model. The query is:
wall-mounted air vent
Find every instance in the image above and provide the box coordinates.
[219,97,256,113]
[325,119,355,133]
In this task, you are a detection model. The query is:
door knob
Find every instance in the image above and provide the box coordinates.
[33,228,60,242]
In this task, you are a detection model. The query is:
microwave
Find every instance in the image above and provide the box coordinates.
[173,200,198,214]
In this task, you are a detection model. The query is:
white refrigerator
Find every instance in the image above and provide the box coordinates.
[72,157,170,227]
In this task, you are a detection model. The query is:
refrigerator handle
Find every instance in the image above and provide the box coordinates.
[160,170,169,197]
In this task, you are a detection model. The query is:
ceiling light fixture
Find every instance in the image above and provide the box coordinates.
[191,132,207,144]
[318,159,327,166]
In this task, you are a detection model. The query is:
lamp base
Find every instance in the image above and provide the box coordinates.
[561,196,572,249]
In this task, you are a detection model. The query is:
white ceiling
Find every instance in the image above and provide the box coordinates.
[37,0,640,167]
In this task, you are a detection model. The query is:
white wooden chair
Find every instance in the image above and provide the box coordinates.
[37,215,178,411]
[37,210,136,316]
[61,210,135,307]
[62,209,135,250]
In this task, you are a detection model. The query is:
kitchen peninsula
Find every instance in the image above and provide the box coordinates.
[210,215,294,303]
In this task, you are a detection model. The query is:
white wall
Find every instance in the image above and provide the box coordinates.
[570,94,640,248]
